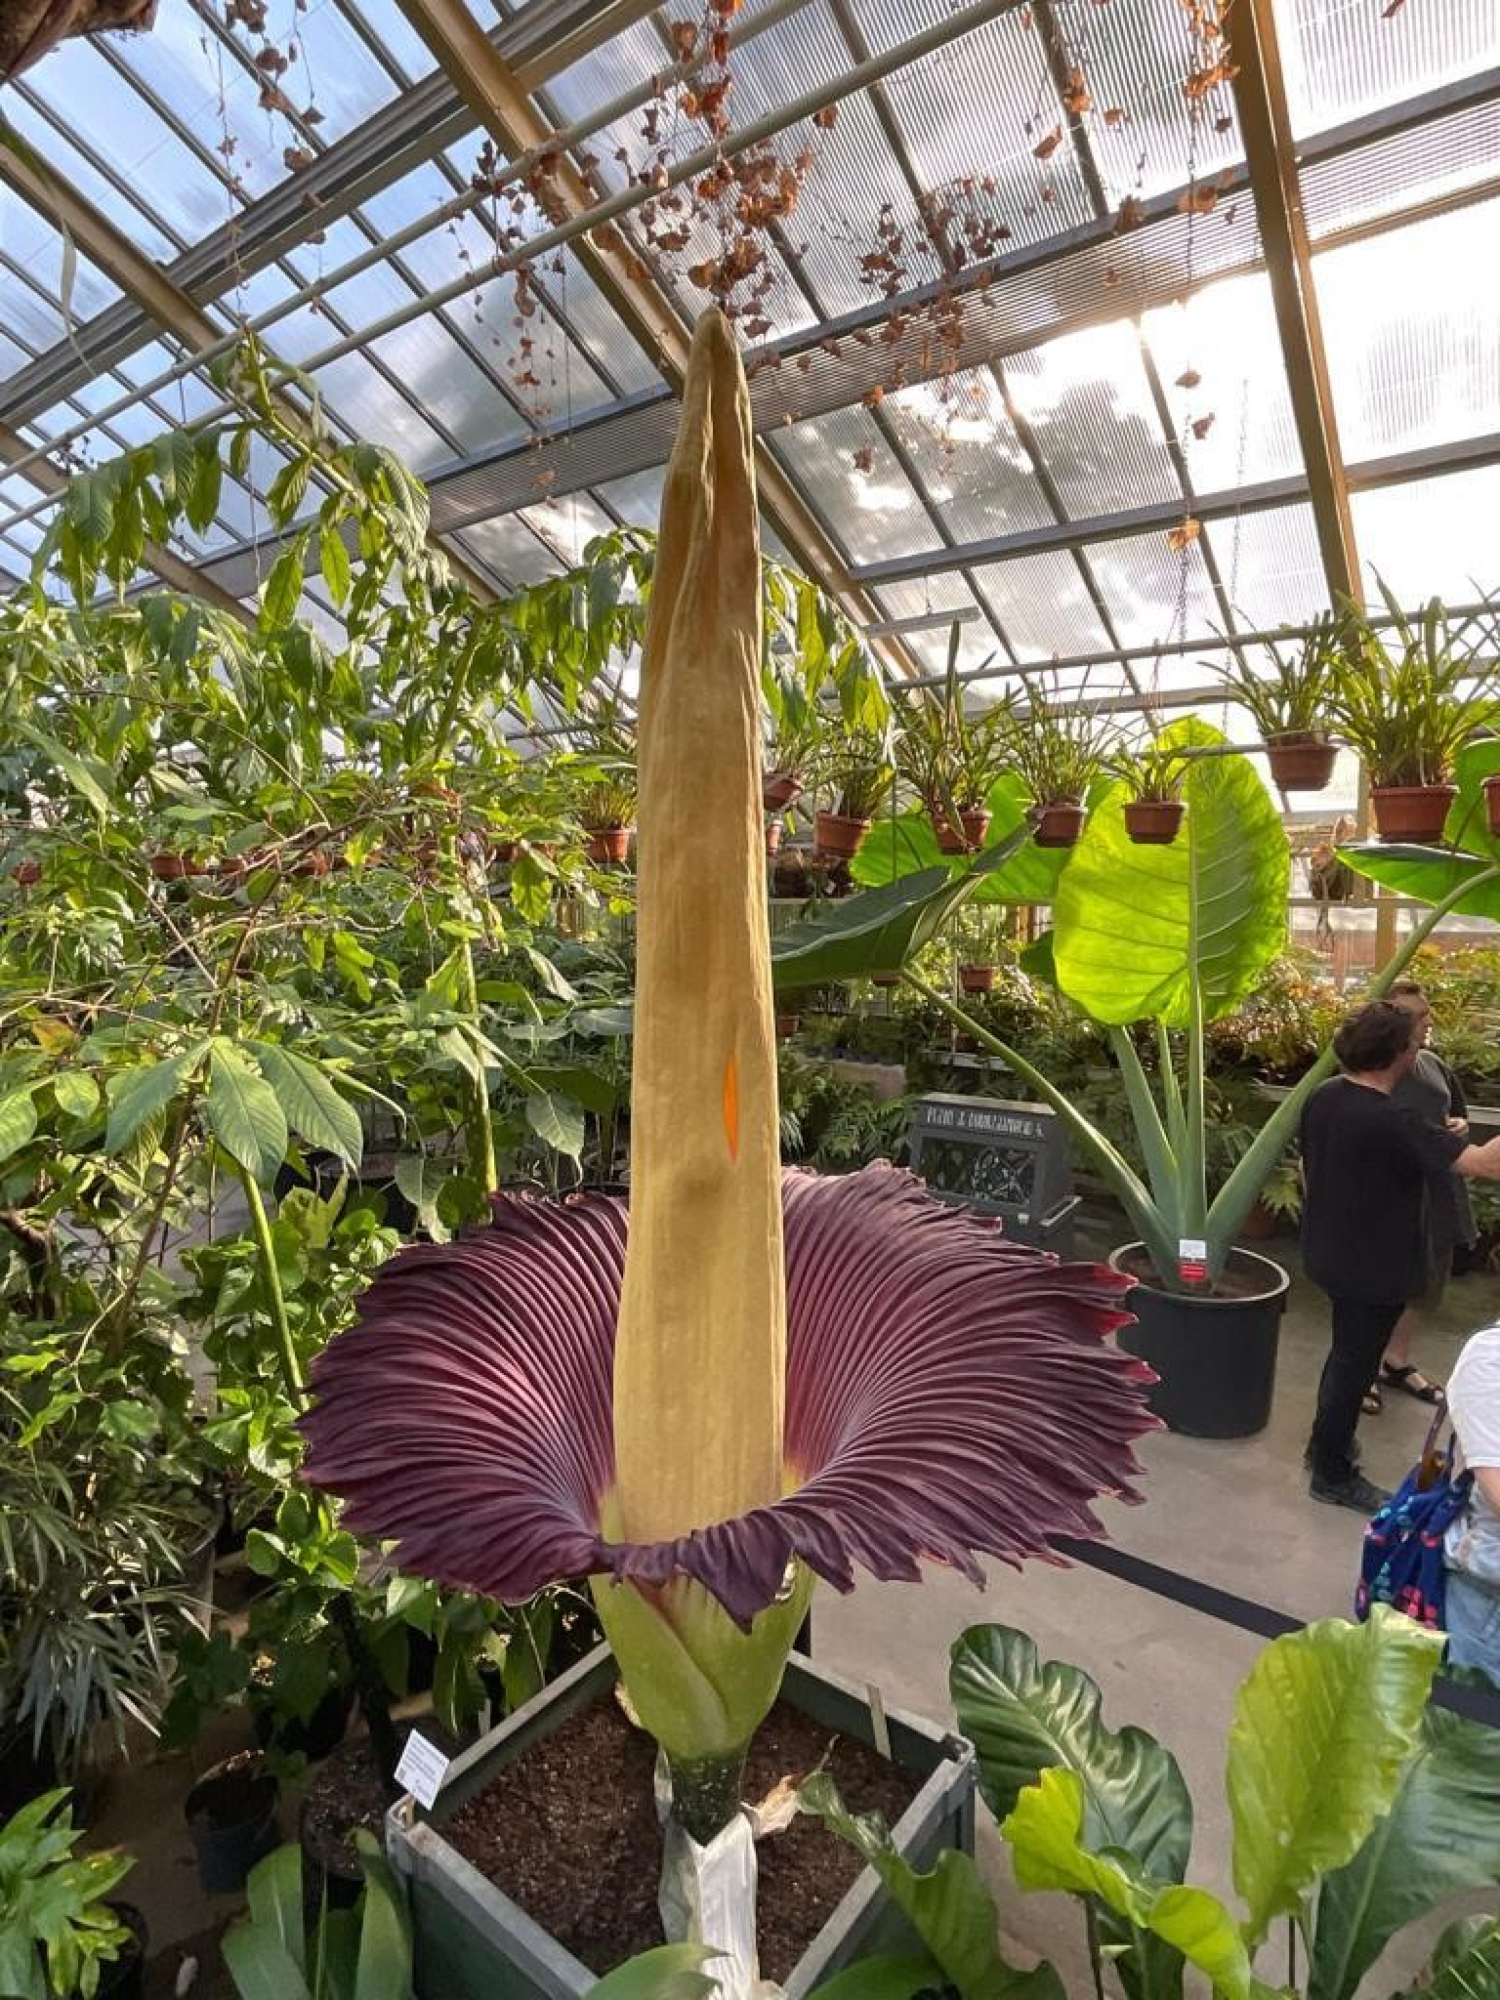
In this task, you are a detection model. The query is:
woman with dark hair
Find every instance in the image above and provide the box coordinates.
[1299,1000,1500,1513]
[1361,979,1475,1413]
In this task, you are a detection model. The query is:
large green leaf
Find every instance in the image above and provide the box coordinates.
[207,1042,291,1185]
[800,1771,1065,2000]
[1053,719,1288,1029]
[253,1045,364,1168]
[350,1832,412,2000]
[1339,843,1500,923]
[0,1087,38,1165]
[1001,1769,1258,2000]
[526,1090,586,1161]
[1404,1914,1500,1999]
[952,1624,1191,2000]
[583,1944,721,2000]
[1309,1702,1500,2000]
[1227,1608,1444,1948]
[851,775,1070,906]
[104,1045,203,1156]
[242,1846,306,1978]
[809,1956,942,2000]
[771,824,1030,991]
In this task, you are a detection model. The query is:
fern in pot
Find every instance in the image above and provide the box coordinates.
[892,623,1009,853]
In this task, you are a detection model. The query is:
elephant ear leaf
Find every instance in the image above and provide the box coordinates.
[852,774,1070,907]
[799,1771,1064,2000]
[1309,1702,1500,2000]
[1228,1607,1443,1949]
[583,1944,721,1999]
[952,1623,1192,2000]
[1053,717,1288,1029]
[1337,844,1500,923]
[771,824,1029,990]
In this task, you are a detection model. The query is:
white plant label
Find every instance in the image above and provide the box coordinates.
[395,1731,451,1810]
[1177,1238,1208,1284]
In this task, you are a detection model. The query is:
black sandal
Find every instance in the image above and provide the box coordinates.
[1380,1363,1445,1406]
[1362,1383,1383,1416]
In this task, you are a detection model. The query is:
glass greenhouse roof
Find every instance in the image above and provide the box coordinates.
[1,0,1497,740]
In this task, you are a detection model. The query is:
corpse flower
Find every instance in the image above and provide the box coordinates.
[301,311,1155,1927]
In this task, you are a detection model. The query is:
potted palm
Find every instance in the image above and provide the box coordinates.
[579,771,637,866]
[1006,698,1109,847]
[1108,738,1188,845]
[892,625,1009,853]
[302,313,1157,1997]
[1327,584,1497,842]
[1210,613,1342,791]
[813,728,895,862]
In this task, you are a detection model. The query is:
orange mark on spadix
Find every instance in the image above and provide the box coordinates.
[722,1053,739,1161]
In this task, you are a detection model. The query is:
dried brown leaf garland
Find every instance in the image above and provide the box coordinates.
[1033,125,1064,161]
[1175,368,1201,389]
[1166,518,1202,553]
[1061,68,1091,115]
[1178,184,1218,215]
[1190,413,1216,441]
[852,446,874,474]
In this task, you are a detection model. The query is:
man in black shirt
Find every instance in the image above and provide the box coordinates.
[1301,1000,1500,1511]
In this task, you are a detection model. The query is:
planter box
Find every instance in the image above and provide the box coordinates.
[386,1644,975,2000]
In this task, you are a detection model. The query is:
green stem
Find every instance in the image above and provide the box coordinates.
[241,1171,303,1403]
[667,1746,749,1846]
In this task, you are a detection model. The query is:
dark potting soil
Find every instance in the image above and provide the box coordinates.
[302,1739,399,1880]
[442,1692,920,1984]
[1118,1245,1278,1302]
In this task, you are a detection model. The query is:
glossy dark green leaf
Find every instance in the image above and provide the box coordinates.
[207,1043,290,1185]
[951,1623,1191,2000]
[808,1957,941,2000]
[771,825,1030,992]
[1309,1702,1500,2000]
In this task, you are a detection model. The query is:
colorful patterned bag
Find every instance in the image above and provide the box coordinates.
[1356,1410,1473,1629]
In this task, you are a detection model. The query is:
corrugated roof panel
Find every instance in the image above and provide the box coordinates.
[1087,527,1219,651]
[1351,464,1500,607]
[1076,0,1244,202]
[1302,97,1500,242]
[885,369,1055,542]
[1142,271,1302,491]
[1274,0,1500,138]
[1317,201,1500,463]
[1003,320,1181,515]
[1212,503,1327,629]
[968,551,1114,661]
[772,405,944,563]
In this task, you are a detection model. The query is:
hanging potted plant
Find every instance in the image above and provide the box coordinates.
[1006,698,1109,848]
[579,771,638,866]
[1210,612,1342,791]
[892,624,1008,853]
[956,906,1004,994]
[301,313,1157,1998]
[1327,584,1497,843]
[761,696,823,815]
[1109,737,1189,845]
[813,728,895,862]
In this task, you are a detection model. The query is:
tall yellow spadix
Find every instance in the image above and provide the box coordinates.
[611,309,784,1545]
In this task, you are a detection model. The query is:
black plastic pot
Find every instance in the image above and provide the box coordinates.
[184,1753,280,1894]
[1109,1243,1289,1439]
[96,1903,148,2000]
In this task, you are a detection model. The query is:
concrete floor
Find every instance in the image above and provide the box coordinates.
[89,1221,1500,1996]
[815,1215,1500,1996]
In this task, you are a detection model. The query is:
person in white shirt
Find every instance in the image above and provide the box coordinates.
[1445,1323,1500,1682]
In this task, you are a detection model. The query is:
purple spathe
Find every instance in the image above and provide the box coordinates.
[300,1161,1156,1629]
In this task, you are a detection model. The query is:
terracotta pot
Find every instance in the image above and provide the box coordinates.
[1369,784,1457,845]
[216,848,272,881]
[1033,803,1086,849]
[763,772,804,813]
[585,826,633,865]
[1238,1198,1279,1243]
[871,971,900,989]
[11,860,41,886]
[410,781,461,810]
[765,819,783,859]
[292,848,332,878]
[150,852,197,880]
[775,1014,800,1039]
[814,810,872,862]
[1485,776,1500,837]
[1124,799,1186,845]
[1265,733,1337,792]
[959,964,996,995]
[493,840,520,864]
[932,807,992,854]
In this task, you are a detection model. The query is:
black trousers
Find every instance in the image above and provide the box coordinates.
[1307,1296,1405,1482]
